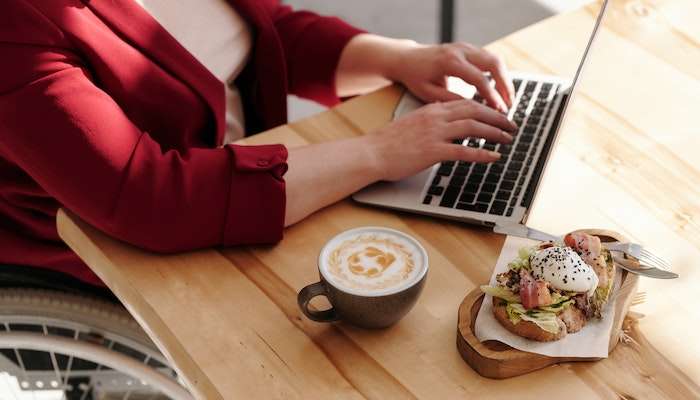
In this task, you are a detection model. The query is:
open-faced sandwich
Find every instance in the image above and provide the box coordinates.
[481,232,615,342]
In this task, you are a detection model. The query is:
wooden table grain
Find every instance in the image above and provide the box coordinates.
[57,1,700,399]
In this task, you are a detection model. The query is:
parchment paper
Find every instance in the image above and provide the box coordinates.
[474,236,622,358]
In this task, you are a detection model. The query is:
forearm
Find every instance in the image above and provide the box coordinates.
[335,33,418,97]
[284,136,382,226]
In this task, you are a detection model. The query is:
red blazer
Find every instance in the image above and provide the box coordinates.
[0,0,363,285]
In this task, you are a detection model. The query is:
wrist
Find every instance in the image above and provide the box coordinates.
[362,133,389,182]
[382,38,421,83]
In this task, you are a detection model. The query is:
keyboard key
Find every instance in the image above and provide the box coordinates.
[464,183,479,193]
[473,164,487,174]
[423,195,432,205]
[512,152,526,162]
[489,200,507,215]
[477,192,493,203]
[474,202,489,213]
[507,161,523,171]
[467,139,480,148]
[449,175,466,187]
[452,138,465,145]
[467,173,485,184]
[489,163,504,173]
[458,161,472,167]
[482,143,497,151]
[501,180,515,190]
[485,173,500,183]
[509,196,518,206]
[496,190,511,201]
[534,100,548,108]
[497,144,513,154]
[528,119,541,129]
[454,165,470,176]
[437,165,453,176]
[442,161,456,167]
[516,143,530,153]
[432,176,442,186]
[531,107,545,117]
[513,187,522,196]
[513,79,522,92]
[506,207,514,216]
[524,124,538,134]
[504,171,519,181]
[525,82,536,92]
[520,134,534,144]
[541,83,552,94]
[456,202,476,211]
[428,186,444,196]
[439,186,461,208]
[481,183,497,193]
[459,192,476,203]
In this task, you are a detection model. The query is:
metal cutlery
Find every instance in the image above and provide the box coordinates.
[611,254,678,280]
[493,223,678,279]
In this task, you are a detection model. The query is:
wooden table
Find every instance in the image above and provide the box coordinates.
[57,1,700,398]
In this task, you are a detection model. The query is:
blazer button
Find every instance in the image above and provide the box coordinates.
[257,159,270,167]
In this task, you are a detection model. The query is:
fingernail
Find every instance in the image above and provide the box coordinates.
[509,121,518,132]
[502,131,514,142]
[489,151,501,159]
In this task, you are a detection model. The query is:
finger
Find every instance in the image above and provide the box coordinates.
[443,100,517,132]
[442,144,501,164]
[417,83,463,103]
[445,59,508,113]
[468,49,515,108]
[444,119,514,144]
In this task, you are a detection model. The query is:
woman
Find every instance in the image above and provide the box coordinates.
[0,0,516,287]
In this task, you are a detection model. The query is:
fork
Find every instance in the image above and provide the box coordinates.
[604,242,671,270]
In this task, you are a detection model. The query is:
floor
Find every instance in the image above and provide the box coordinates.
[286,0,593,120]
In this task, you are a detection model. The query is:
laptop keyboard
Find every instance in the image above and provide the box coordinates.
[422,78,559,217]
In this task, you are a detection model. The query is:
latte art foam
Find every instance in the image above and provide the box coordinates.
[322,230,425,295]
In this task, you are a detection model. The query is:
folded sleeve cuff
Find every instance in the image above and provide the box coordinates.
[222,144,288,245]
[284,13,366,106]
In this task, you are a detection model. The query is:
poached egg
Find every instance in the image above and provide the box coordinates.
[530,246,599,296]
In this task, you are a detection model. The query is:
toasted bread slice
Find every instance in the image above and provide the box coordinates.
[493,302,567,342]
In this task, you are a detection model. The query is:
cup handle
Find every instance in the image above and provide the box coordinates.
[297,281,340,323]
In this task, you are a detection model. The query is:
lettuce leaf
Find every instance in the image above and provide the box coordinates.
[538,299,574,314]
[506,303,561,334]
[592,249,615,317]
[480,285,520,303]
[507,245,537,271]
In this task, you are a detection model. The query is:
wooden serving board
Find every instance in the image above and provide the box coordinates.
[457,230,639,379]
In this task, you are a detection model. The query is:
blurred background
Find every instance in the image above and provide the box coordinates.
[286,0,593,120]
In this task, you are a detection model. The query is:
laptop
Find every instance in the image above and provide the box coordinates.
[353,0,609,229]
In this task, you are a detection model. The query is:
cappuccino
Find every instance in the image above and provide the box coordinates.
[320,227,427,296]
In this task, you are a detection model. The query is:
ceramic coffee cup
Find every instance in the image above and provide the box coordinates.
[297,226,429,329]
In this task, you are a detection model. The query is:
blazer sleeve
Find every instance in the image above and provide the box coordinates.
[0,1,287,253]
[266,2,366,106]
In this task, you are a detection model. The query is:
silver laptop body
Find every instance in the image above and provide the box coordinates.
[353,0,609,228]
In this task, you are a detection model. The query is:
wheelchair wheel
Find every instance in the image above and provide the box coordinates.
[0,288,192,399]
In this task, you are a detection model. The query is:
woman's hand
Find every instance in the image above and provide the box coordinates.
[337,35,514,112]
[387,42,515,113]
[284,98,516,226]
[367,99,517,181]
